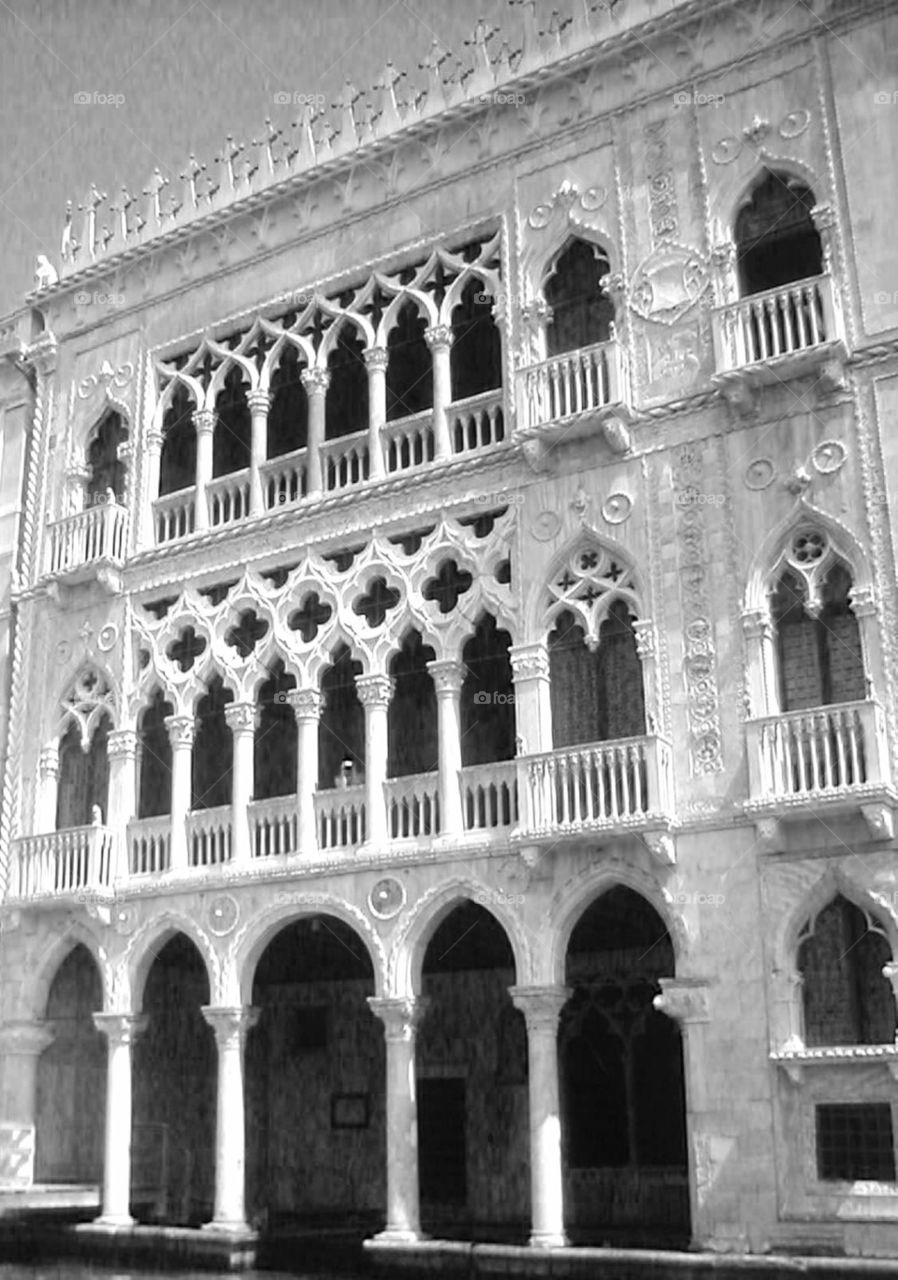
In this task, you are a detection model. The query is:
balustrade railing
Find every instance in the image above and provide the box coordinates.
[47,502,126,575]
[261,448,308,511]
[250,794,298,857]
[386,772,440,839]
[128,815,171,876]
[461,760,518,830]
[154,487,196,544]
[383,412,435,474]
[10,825,114,899]
[713,274,839,371]
[747,700,885,800]
[315,786,366,851]
[451,390,506,454]
[322,431,370,493]
[518,339,624,431]
[207,470,250,527]
[187,805,232,867]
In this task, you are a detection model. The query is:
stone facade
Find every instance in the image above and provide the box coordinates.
[1,0,898,1259]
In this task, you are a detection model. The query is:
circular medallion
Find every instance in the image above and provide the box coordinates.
[580,186,607,211]
[207,894,239,936]
[532,511,562,542]
[112,905,137,936]
[779,109,810,139]
[744,458,775,490]
[98,623,118,652]
[602,492,632,524]
[368,877,406,920]
[711,135,742,164]
[56,640,72,664]
[497,856,531,898]
[528,204,551,229]
[811,440,846,475]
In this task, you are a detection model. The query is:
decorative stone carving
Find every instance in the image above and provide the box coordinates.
[531,510,561,541]
[861,804,895,841]
[644,119,678,243]
[653,978,711,1025]
[744,458,775,490]
[601,492,632,524]
[206,894,240,936]
[642,831,676,866]
[368,877,407,920]
[811,440,846,475]
[76,360,134,400]
[629,244,708,325]
[755,816,782,852]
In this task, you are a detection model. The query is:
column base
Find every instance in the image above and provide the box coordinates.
[92,1214,136,1229]
[202,1218,256,1235]
[529,1230,568,1249]
[371,1227,426,1244]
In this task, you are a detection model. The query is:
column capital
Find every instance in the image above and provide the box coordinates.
[246,389,270,413]
[192,408,215,435]
[0,1019,55,1056]
[520,298,552,331]
[653,977,711,1026]
[223,702,259,735]
[356,673,393,708]
[165,714,196,748]
[509,985,570,1032]
[849,583,877,618]
[367,995,429,1042]
[426,658,465,695]
[38,744,59,780]
[107,728,139,762]
[146,428,165,456]
[201,1005,260,1049]
[300,366,331,395]
[287,687,323,721]
[509,642,550,682]
[93,1012,149,1047]
[741,607,772,641]
[424,324,453,352]
[363,345,389,371]
[631,618,656,662]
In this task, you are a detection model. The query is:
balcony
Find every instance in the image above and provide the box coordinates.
[516,340,632,461]
[45,501,126,588]
[711,274,847,411]
[8,826,115,902]
[745,700,896,843]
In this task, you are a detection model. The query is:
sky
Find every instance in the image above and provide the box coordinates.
[0,0,516,318]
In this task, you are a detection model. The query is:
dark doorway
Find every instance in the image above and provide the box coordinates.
[418,1078,467,1205]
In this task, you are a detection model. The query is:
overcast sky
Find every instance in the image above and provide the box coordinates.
[0,0,516,317]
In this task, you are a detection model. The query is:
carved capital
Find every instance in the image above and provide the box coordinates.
[355,674,393,709]
[755,816,781,852]
[849,584,877,618]
[287,687,323,721]
[300,367,330,395]
[653,978,711,1026]
[602,416,631,454]
[23,334,58,378]
[862,803,894,841]
[0,1020,55,1057]
[426,659,465,696]
[192,408,215,435]
[38,744,59,781]
[509,643,550,682]
[882,962,898,1004]
[424,324,453,352]
[522,437,553,475]
[92,1012,149,1048]
[810,203,836,233]
[363,346,389,371]
[520,298,552,331]
[742,607,772,641]
[509,985,570,1034]
[710,240,737,271]
[367,995,428,1043]
[165,714,196,749]
[632,619,656,661]
[642,831,676,866]
[224,701,259,735]
[146,429,165,457]
[107,728,139,762]
[201,1005,260,1050]
[246,390,270,414]
[599,271,626,300]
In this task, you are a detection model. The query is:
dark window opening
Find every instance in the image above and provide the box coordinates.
[549,601,645,747]
[388,631,437,779]
[213,365,251,477]
[450,276,502,402]
[773,562,865,711]
[461,614,515,766]
[545,238,614,357]
[268,344,309,457]
[799,895,896,1047]
[138,690,173,819]
[318,645,365,791]
[326,325,369,440]
[386,301,433,422]
[192,678,233,810]
[159,383,196,496]
[56,714,110,830]
[816,1104,895,1182]
[255,662,297,801]
[735,170,822,296]
[86,411,127,504]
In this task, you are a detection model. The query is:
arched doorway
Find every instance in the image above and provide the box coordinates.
[246,915,383,1233]
[132,935,216,1224]
[417,902,527,1240]
[561,886,688,1245]
[34,945,105,1183]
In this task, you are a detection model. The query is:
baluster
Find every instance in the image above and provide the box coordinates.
[795,718,810,793]
[620,745,632,814]
[782,290,797,352]
[808,283,822,345]
[820,711,835,788]
[807,714,822,790]
[793,287,808,349]
[847,708,862,784]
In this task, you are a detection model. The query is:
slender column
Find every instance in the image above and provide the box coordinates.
[367,997,428,1242]
[201,1006,260,1232]
[356,675,392,849]
[36,744,59,833]
[509,644,552,756]
[143,429,164,548]
[165,715,195,871]
[247,390,270,517]
[424,325,453,461]
[288,688,322,856]
[93,1012,148,1225]
[193,408,215,532]
[301,368,330,498]
[510,986,569,1248]
[364,347,388,481]
[427,659,464,839]
[0,1021,55,1187]
[107,729,138,879]
[224,703,258,864]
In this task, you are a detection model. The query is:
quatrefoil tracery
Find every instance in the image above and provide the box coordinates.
[546,544,639,647]
[59,665,116,749]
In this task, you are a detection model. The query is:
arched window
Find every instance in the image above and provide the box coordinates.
[159,383,197,496]
[56,713,111,829]
[267,344,308,458]
[192,677,233,810]
[138,690,173,819]
[319,645,365,790]
[544,238,614,357]
[255,663,297,800]
[388,631,437,778]
[548,600,645,747]
[86,410,127,504]
[213,365,251,477]
[326,324,369,440]
[450,277,502,402]
[386,301,432,422]
[460,614,515,765]
[798,895,896,1046]
[770,532,865,711]
[735,169,822,296]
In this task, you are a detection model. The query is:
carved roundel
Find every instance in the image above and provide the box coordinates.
[744,458,775,490]
[812,440,846,475]
[532,511,562,542]
[112,904,137,936]
[56,640,72,664]
[207,894,239,936]
[779,109,810,139]
[368,877,406,920]
[98,623,118,652]
[602,492,632,524]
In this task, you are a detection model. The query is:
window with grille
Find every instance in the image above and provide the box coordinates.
[816,1103,895,1182]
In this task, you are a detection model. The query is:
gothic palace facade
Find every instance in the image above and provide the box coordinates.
[0,0,896,1260]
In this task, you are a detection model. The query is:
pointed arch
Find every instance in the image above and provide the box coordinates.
[744,499,873,614]
[526,528,643,645]
[26,923,110,1018]
[126,914,220,1012]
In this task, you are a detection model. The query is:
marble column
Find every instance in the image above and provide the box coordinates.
[224,703,258,864]
[0,1020,55,1187]
[36,744,59,834]
[510,986,569,1248]
[364,347,387,481]
[301,367,330,498]
[288,688,322,856]
[356,675,392,849]
[142,428,164,548]
[247,390,270,517]
[424,325,453,461]
[93,1012,148,1225]
[201,1006,260,1232]
[165,714,195,871]
[426,659,464,839]
[367,996,428,1242]
[106,728,139,879]
[193,408,215,533]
